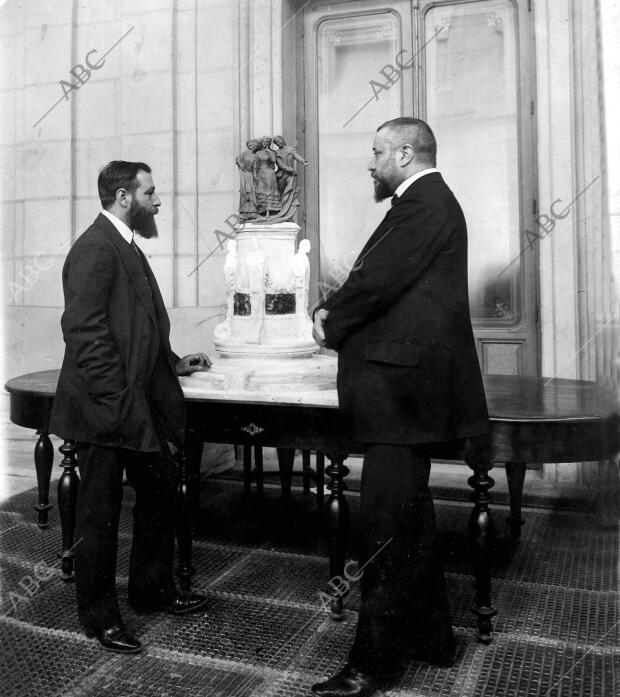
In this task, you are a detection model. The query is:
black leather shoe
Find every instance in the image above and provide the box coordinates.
[311,666,379,697]
[132,592,207,616]
[85,625,142,654]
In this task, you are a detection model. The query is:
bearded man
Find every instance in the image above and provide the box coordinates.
[312,118,490,696]
[50,161,211,654]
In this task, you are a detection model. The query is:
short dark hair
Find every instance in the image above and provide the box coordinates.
[377,117,437,166]
[98,160,151,209]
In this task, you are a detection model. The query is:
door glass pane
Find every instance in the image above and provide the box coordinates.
[317,12,402,298]
[425,0,520,323]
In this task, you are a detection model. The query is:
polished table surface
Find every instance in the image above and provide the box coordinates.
[5,369,619,643]
[8,369,618,467]
[8,368,618,420]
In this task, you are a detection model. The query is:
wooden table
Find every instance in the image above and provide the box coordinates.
[5,370,618,643]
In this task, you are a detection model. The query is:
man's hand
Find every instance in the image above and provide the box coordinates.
[176,353,212,376]
[312,308,329,347]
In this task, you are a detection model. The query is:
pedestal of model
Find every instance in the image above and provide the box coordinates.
[184,221,336,397]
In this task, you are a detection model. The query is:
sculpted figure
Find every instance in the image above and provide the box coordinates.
[235,139,259,220]
[273,135,309,198]
[293,238,312,336]
[234,134,309,225]
[214,239,238,343]
[254,136,281,216]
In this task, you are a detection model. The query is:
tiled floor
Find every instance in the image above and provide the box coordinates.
[0,470,618,697]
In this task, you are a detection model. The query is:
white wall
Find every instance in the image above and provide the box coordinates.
[0,0,240,380]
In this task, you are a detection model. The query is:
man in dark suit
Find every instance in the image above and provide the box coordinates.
[49,161,211,654]
[311,118,490,697]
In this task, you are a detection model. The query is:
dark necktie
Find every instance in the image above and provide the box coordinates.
[130,238,153,295]
[391,194,398,206]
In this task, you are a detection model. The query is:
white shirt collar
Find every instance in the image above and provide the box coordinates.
[101,209,134,245]
[394,168,439,199]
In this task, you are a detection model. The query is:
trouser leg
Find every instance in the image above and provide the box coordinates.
[75,444,124,631]
[401,483,455,663]
[348,444,454,679]
[125,446,178,609]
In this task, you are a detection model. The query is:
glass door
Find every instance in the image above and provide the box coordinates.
[302,0,537,375]
[303,0,414,300]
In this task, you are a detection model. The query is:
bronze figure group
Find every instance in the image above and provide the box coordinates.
[235,135,309,222]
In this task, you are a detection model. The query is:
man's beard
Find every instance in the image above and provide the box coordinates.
[372,175,395,202]
[130,200,158,239]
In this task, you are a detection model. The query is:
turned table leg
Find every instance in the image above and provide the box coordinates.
[467,461,497,643]
[316,451,325,510]
[175,435,200,594]
[276,448,295,499]
[34,430,54,529]
[324,453,350,619]
[242,445,252,496]
[505,462,526,540]
[57,440,79,581]
[254,445,264,497]
[302,450,311,495]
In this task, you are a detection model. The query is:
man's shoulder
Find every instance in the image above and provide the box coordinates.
[391,177,465,236]
[65,215,120,264]
[72,215,118,248]
[400,172,447,199]
[400,174,461,213]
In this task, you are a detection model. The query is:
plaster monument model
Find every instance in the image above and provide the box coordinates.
[181,136,335,398]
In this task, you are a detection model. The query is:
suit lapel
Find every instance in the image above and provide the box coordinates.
[93,214,158,327]
[352,213,394,267]
[138,248,173,348]
[352,173,445,267]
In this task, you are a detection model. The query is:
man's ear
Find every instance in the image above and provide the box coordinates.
[399,144,415,167]
[116,187,130,209]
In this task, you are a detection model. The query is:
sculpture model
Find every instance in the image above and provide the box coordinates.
[180,135,335,395]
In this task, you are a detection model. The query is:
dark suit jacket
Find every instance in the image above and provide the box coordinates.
[322,172,489,446]
[49,213,185,453]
